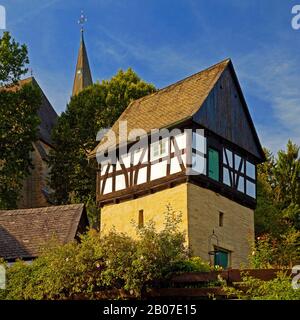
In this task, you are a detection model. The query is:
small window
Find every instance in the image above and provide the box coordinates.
[223,168,231,186]
[138,210,144,228]
[192,132,206,153]
[246,161,256,179]
[234,155,242,171]
[223,148,233,167]
[246,180,256,198]
[234,154,244,173]
[151,139,168,160]
[192,153,206,174]
[237,176,245,193]
[208,148,220,181]
[219,212,224,227]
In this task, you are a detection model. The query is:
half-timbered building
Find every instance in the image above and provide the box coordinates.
[90,59,265,268]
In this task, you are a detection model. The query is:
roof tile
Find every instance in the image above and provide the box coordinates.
[0,204,87,261]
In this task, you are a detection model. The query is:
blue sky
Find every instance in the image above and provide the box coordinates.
[1,0,300,154]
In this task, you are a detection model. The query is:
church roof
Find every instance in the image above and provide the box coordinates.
[2,77,58,147]
[72,31,93,96]
[90,59,230,157]
[0,204,88,261]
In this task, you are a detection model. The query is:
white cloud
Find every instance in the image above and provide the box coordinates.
[93,25,207,83]
[9,0,60,28]
[236,46,300,153]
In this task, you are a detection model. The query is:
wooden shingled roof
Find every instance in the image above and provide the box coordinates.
[0,204,88,261]
[90,59,230,157]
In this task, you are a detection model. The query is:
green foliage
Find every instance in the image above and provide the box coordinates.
[253,141,300,268]
[126,206,190,294]
[0,207,210,300]
[256,141,300,236]
[250,231,300,269]
[49,69,156,216]
[274,141,300,206]
[249,235,275,269]
[0,32,41,209]
[0,32,29,85]
[223,271,300,300]
[85,196,100,229]
[170,257,211,273]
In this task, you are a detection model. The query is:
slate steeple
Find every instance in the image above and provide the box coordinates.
[72,19,93,96]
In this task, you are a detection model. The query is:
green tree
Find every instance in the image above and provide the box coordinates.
[0,32,29,86]
[255,149,282,236]
[255,141,300,236]
[274,140,300,206]
[49,69,156,217]
[253,141,300,267]
[0,32,41,209]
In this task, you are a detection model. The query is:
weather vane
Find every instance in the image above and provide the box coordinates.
[78,10,87,32]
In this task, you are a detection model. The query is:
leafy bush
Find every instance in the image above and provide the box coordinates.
[0,206,210,300]
[250,231,300,269]
[222,271,300,300]
[170,257,210,273]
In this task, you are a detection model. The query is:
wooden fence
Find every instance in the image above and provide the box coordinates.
[71,269,292,300]
[142,269,292,300]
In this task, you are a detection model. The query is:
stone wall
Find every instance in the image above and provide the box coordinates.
[101,183,189,240]
[18,141,52,209]
[187,183,254,268]
[101,182,255,268]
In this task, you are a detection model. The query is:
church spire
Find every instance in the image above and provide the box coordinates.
[72,12,93,96]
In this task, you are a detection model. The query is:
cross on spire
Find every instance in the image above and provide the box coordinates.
[78,10,87,33]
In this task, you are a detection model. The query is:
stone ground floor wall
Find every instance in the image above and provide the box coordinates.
[100,182,254,268]
[187,183,254,268]
[100,183,189,239]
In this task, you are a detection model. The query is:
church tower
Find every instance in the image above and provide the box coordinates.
[90,59,265,269]
[72,13,93,96]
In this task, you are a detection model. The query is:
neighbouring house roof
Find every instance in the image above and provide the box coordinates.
[2,77,58,147]
[0,204,89,261]
[90,59,230,157]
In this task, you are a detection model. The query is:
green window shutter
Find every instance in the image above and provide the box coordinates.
[208,148,220,181]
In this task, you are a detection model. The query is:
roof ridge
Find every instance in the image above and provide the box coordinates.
[0,76,34,90]
[131,58,231,105]
[110,58,231,127]
[0,204,84,216]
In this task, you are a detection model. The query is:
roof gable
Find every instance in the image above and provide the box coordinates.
[0,204,88,261]
[193,62,265,160]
